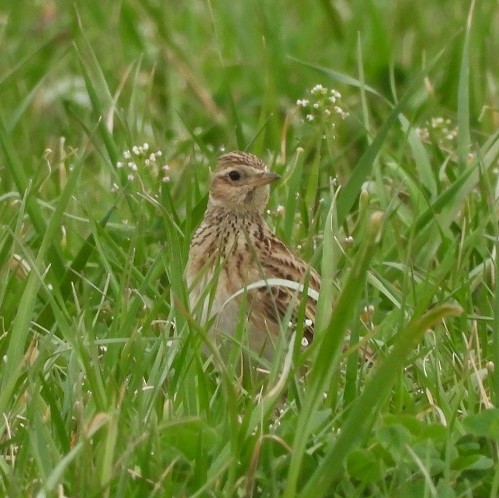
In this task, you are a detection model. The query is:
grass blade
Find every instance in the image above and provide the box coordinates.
[299,304,462,496]
[284,212,384,497]
[336,48,444,224]
[0,153,83,414]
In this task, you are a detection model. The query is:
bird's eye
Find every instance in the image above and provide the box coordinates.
[228,170,241,181]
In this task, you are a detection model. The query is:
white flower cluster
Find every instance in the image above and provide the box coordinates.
[296,84,349,127]
[114,143,170,191]
[416,117,458,147]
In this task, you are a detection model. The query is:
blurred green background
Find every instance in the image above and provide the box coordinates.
[2,1,496,163]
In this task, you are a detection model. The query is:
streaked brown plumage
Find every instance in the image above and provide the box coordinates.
[186,151,320,359]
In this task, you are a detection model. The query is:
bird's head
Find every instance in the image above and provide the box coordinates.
[208,151,280,214]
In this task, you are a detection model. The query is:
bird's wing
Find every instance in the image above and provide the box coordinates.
[250,228,321,345]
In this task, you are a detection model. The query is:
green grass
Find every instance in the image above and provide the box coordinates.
[1,0,499,496]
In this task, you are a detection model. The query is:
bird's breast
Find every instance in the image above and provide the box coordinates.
[187,217,258,319]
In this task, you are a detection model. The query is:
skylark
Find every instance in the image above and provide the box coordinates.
[186,151,321,359]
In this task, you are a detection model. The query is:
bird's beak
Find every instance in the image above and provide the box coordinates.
[251,171,281,187]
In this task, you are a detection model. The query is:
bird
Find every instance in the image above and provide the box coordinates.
[185,151,321,361]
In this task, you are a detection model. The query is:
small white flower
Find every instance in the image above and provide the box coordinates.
[130,163,138,171]
[324,109,331,116]
[334,106,348,118]
[117,161,124,169]
[276,205,285,215]
[306,114,315,121]
[313,102,320,109]
[127,174,134,181]
[132,145,140,155]
[149,153,157,162]
[155,151,162,157]
[296,99,309,107]
[305,319,313,327]
[143,143,149,151]
[145,159,150,166]
[311,84,327,95]
[416,127,430,141]
[162,164,170,171]
[162,176,170,183]
[431,117,444,128]
[123,150,131,159]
